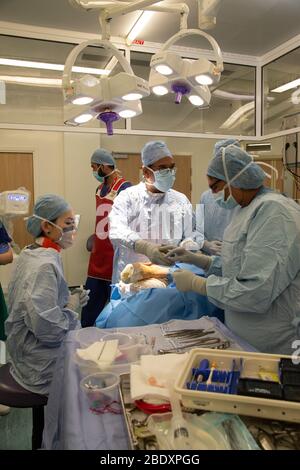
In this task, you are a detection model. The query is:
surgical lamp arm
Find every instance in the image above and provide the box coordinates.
[62,38,133,89]
[70,0,189,16]
[161,28,224,72]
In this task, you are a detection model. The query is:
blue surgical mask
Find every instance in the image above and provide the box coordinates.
[93,171,104,183]
[147,167,176,192]
[215,190,238,210]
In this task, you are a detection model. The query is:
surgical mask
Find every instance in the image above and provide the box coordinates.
[56,228,75,249]
[215,191,239,209]
[93,165,116,183]
[28,215,78,249]
[93,171,104,183]
[146,167,176,192]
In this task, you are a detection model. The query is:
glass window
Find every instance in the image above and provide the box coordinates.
[263,47,300,135]
[130,51,255,135]
[0,35,125,129]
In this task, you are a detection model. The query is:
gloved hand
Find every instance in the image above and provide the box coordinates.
[159,244,177,254]
[67,287,90,311]
[134,239,173,266]
[203,240,222,256]
[165,247,212,270]
[172,269,207,295]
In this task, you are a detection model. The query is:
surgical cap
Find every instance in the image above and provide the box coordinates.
[26,194,71,237]
[214,138,240,156]
[90,148,115,167]
[207,141,266,189]
[141,141,173,166]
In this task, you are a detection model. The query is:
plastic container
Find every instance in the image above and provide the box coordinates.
[147,412,229,450]
[175,348,300,423]
[80,372,120,413]
[74,333,153,375]
[76,327,105,347]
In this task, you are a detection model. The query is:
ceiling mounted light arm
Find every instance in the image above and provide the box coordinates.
[70,0,189,40]
[161,28,223,73]
[197,0,221,30]
[62,38,133,91]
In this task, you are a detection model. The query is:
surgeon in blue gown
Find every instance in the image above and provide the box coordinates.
[169,140,300,355]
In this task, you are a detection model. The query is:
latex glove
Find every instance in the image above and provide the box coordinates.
[159,244,177,254]
[166,247,212,270]
[203,240,222,256]
[67,287,90,310]
[77,287,90,307]
[134,239,173,266]
[172,269,207,296]
[67,292,80,311]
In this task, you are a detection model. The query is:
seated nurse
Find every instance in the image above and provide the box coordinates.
[5,194,89,395]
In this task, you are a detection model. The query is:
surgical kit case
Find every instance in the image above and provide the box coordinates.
[175,349,300,423]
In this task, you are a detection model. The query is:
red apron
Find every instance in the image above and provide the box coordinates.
[88,177,127,281]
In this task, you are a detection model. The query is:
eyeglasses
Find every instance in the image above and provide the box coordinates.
[209,180,222,191]
[150,167,177,176]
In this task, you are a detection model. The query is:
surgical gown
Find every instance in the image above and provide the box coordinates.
[5,247,80,395]
[109,182,204,283]
[206,190,300,354]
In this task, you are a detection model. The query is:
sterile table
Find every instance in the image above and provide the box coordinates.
[42,317,255,450]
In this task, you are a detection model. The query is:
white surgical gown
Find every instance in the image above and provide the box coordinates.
[109,182,204,283]
[206,190,300,354]
[5,247,80,395]
[200,189,238,252]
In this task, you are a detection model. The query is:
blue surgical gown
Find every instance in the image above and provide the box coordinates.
[206,190,300,354]
[5,247,80,395]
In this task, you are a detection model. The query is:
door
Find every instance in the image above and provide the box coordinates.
[0,152,34,249]
[114,153,192,200]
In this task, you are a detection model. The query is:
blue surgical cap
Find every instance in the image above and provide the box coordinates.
[141,141,173,166]
[26,194,71,237]
[90,148,115,167]
[214,138,240,156]
[207,141,266,189]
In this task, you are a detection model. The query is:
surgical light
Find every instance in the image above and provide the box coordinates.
[151,51,184,77]
[152,85,168,96]
[63,39,149,134]
[188,57,221,87]
[119,109,137,118]
[195,74,213,85]
[122,93,143,101]
[72,96,94,105]
[149,29,223,108]
[155,65,173,76]
[189,95,204,106]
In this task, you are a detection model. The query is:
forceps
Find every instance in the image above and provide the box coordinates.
[158,337,230,354]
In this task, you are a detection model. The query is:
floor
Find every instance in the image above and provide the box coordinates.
[0,407,32,450]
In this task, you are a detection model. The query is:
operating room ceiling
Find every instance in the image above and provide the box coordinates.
[1,0,300,56]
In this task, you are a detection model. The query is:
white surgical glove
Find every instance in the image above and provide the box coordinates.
[134,240,173,266]
[67,287,90,311]
[67,292,80,312]
[203,240,222,256]
[172,269,207,295]
[165,247,212,271]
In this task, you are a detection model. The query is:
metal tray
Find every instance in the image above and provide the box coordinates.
[119,373,300,450]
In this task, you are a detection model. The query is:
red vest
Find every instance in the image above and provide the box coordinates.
[88,176,127,281]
